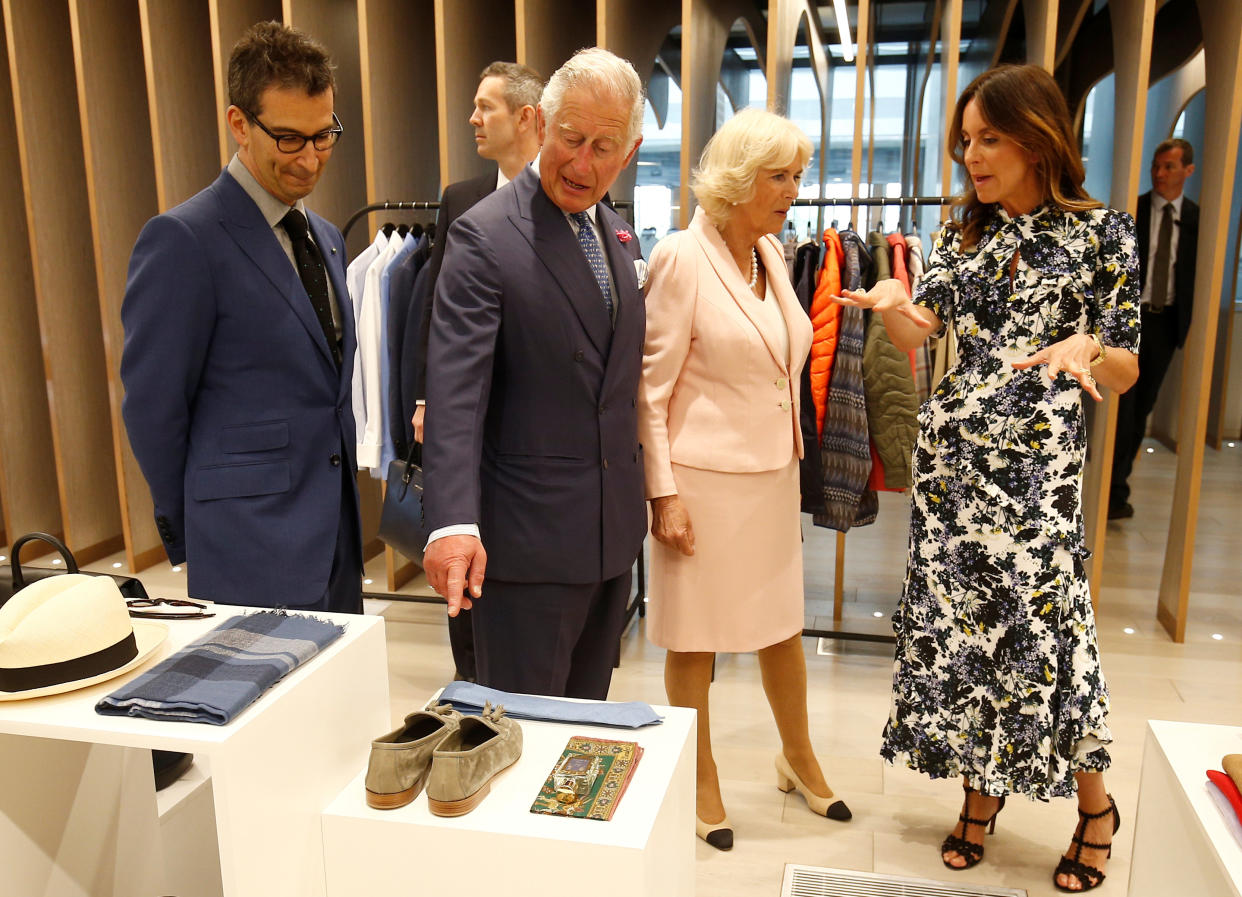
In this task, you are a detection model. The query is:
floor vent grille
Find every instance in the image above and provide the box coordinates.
[780,865,1028,897]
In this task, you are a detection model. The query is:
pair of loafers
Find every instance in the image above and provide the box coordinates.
[364,702,522,816]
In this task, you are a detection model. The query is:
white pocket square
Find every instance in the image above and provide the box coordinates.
[633,258,649,289]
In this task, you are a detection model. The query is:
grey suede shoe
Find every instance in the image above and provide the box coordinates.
[365,704,460,809]
[426,703,523,817]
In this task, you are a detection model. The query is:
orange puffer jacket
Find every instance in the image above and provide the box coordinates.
[809,230,844,439]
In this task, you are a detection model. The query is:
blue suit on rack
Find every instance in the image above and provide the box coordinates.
[120,166,362,610]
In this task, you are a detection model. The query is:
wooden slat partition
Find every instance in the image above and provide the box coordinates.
[1024,0,1058,70]
[597,0,681,203]
[2,0,122,564]
[284,0,368,247]
[850,0,872,230]
[765,0,801,115]
[1157,0,1242,642]
[1084,0,1155,598]
[0,13,59,546]
[285,0,380,560]
[359,0,439,233]
[140,0,220,212]
[517,0,595,80]
[435,0,515,187]
[936,0,961,205]
[358,0,440,588]
[210,0,285,166]
[679,0,764,228]
[68,0,165,572]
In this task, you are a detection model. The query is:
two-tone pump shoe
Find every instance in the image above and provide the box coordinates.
[775,753,852,821]
[426,702,523,817]
[696,815,734,851]
[365,703,461,809]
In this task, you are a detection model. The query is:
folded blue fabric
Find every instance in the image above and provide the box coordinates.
[438,681,662,728]
[96,611,345,725]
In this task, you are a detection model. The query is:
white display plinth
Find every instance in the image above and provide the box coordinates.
[1128,719,1242,897]
[0,607,389,897]
[322,703,696,897]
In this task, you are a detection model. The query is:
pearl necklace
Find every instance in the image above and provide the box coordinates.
[748,248,759,289]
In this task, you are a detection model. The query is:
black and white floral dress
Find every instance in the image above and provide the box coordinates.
[880,204,1140,801]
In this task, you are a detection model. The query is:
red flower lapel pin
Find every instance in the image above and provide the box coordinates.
[615,229,633,243]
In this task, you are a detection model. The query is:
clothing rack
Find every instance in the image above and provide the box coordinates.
[342,200,440,243]
[792,193,954,646]
[791,195,954,207]
[342,198,635,244]
[345,194,946,646]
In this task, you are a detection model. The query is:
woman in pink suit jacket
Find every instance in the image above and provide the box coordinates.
[638,109,850,851]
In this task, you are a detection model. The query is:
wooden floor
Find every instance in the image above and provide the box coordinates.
[60,436,1241,896]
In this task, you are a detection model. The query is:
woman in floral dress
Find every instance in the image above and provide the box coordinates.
[834,65,1139,892]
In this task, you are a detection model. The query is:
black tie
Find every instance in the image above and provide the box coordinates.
[280,208,341,366]
[1150,202,1174,311]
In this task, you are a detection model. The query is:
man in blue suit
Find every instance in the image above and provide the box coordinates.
[121,22,362,613]
[423,48,647,699]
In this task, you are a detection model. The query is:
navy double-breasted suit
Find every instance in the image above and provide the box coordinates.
[121,169,362,607]
[423,166,646,695]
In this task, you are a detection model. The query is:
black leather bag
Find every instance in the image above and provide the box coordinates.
[0,532,150,609]
[377,443,428,563]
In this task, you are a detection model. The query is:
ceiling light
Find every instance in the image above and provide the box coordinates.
[172,566,182,573]
[1146,447,1155,453]
[51,558,62,566]
[364,578,373,585]
[112,562,123,569]
[833,0,855,63]
[873,611,883,618]
[1123,627,1135,634]
[1212,633,1224,641]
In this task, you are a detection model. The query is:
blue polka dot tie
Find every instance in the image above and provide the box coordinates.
[571,211,614,321]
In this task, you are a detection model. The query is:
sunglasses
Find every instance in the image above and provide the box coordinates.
[126,597,215,620]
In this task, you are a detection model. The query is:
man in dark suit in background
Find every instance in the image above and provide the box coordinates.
[410,61,541,682]
[412,61,543,446]
[1109,138,1199,520]
[422,48,647,700]
[121,22,362,612]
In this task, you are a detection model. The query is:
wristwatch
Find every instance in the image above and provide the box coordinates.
[1090,333,1107,367]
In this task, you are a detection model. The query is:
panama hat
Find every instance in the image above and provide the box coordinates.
[0,574,167,701]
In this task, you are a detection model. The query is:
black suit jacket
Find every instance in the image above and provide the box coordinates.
[416,172,496,401]
[1136,190,1199,347]
[423,166,647,584]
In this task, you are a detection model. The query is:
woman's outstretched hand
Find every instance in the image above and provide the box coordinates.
[831,278,939,352]
[1012,333,1102,401]
[833,279,929,327]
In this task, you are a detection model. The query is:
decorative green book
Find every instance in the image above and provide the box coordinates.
[530,735,643,821]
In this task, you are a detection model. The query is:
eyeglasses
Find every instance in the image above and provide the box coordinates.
[245,110,343,153]
[126,597,215,620]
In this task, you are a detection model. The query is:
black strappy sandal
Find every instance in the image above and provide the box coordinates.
[1054,794,1121,892]
[941,785,1006,870]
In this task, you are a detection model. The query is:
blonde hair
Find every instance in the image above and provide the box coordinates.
[691,108,812,227]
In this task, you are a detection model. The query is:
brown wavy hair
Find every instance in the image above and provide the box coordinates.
[946,64,1099,248]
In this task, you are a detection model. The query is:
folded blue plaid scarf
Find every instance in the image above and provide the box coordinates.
[96,610,345,725]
